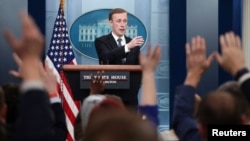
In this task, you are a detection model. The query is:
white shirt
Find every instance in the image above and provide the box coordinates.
[111,32,130,53]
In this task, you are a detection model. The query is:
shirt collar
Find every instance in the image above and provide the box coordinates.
[112,32,125,44]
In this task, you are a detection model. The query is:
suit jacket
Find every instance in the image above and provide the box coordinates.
[94,33,142,107]
[13,89,67,141]
[51,103,67,141]
[94,33,140,65]
[14,89,54,141]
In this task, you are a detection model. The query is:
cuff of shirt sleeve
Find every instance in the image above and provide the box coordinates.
[234,68,250,85]
[124,44,130,53]
[238,73,250,86]
[50,97,61,104]
[20,80,45,94]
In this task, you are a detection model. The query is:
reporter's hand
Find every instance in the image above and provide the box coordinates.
[214,32,245,76]
[140,44,161,74]
[4,11,44,82]
[90,71,105,95]
[4,11,44,60]
[184,36,214,87]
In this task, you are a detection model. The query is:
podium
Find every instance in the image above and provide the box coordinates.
[62,65,142,103]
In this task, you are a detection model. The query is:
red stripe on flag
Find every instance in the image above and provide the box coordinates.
[66,132,74,141]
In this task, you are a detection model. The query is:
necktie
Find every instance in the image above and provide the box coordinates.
[117,38,126,63]
[117,38,122,47]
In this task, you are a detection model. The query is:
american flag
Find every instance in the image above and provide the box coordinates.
[45,1,80,141]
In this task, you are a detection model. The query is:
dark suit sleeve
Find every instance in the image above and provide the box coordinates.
[172,85,202,141]
[14,89,54,141]
[125,45,140,65]
[51,103,67,141]
[94,36,126,64]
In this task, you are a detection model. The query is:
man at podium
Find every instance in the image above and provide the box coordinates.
[94,8,144,108]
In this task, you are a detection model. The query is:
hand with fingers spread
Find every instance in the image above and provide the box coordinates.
[9,52,43,82]
[184,36,214,87]
[214,32,245,76]
[4,12,44,82]
[140,44,161,74]
[4,11,44,61]
[90,71,105,95]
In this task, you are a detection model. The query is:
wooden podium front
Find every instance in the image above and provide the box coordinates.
[62,65,142,102]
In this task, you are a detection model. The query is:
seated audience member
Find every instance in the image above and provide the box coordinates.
[172,36,212,141]
[1,83,20,140]
[0,87,7,141]
[2,54,67,141]
[172,32,250,141]
[74,71,105,141]
[84,110,158,141]
[4,11,66,141]
[217,80,250,121]
[75,44,161,141]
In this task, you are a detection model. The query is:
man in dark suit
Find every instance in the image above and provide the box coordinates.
[94,8,144,108]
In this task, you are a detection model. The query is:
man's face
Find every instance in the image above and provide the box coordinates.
[109,12,127,37]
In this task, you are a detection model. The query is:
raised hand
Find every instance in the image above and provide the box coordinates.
[140,44,161,73]
[214,32,245,76]
[139,44,161,106]
[184,36,214,87]
[4,11,44,60]
[4,12,44,82]
[90,71,105,95]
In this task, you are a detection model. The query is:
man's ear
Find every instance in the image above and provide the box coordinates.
[0,103,7,124]
[240,114,250,125]
[109,20,113,26]
[198,123,207,140]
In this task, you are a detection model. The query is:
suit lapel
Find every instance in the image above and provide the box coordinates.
[107,33,118,49]
[124,36,132,44]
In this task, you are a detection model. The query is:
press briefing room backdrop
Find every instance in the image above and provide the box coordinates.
[0,0,241,132]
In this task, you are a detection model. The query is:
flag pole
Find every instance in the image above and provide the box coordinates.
[59,0,64,105]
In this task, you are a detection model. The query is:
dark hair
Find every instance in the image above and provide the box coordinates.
[84,110,158,141]
[197,90,249,125]
[109,8,127,21]
[217,81,244,97]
